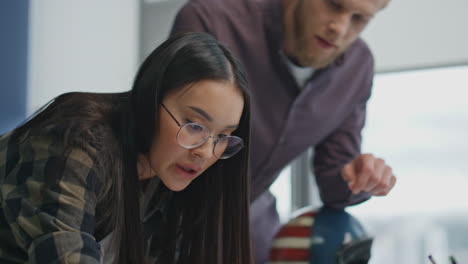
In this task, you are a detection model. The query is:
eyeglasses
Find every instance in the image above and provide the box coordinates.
[161,104,244,159]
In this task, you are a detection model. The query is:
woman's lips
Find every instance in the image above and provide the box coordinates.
[175,164,200,179]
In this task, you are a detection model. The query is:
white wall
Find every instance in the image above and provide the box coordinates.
[26,0,468,115]
[361,0,468,72]
[27,0,140,114]
[139,0,186,61]
[140,0,468,73]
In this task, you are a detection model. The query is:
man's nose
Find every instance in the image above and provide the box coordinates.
[328,13,351,37]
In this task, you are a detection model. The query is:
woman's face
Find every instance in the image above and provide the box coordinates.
[138,80,245,191]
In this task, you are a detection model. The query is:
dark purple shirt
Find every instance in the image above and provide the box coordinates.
[171,0,373,207]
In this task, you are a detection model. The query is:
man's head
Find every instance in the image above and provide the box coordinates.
[282,0,390,69]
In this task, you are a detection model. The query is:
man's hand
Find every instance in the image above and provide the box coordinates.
[342,153,396,196]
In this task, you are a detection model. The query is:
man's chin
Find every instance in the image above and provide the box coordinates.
[295,53,336,69]
[299,59,332,69]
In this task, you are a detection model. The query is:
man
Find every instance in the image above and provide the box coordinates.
[170,0,396,262]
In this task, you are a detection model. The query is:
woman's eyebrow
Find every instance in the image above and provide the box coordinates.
[188,106,212,121]
[188,106,239,129]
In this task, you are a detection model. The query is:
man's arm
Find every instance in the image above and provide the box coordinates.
[313,95,371,208]
[313,77,396,208]
[170,1,211,36]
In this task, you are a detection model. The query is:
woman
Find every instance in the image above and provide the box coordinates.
[0,32,252,263]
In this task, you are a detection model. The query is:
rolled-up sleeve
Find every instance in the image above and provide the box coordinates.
[313,57,374,208]
[313,98,372,207]
[170,1,211,35]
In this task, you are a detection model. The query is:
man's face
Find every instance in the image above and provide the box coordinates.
[283,0,389,69]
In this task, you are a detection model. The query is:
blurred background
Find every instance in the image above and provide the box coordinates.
[1,1,467,263]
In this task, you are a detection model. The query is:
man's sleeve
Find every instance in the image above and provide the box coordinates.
[170,1,212,36]
[313,63,374,208]
[1,136,102,263]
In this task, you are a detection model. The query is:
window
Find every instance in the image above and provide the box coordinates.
[270,65,468,263]
[348,65,468,264]
[270,165,292,222]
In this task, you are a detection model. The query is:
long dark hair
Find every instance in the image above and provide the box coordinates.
[129,32,252,263]
[12,32,252,263]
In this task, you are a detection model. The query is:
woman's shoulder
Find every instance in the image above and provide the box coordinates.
[34,92,121,154]
[0,128,105,216]
[1,92,124,190]
[0,128,109,262]
[1,126,99,177]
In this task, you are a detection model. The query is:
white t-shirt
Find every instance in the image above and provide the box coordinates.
[280,51,315,90]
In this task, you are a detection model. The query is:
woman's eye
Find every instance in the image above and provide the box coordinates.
[218,134,227,139]
[187,123,205,132]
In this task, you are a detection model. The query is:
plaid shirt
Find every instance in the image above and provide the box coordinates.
[0,129,172,263]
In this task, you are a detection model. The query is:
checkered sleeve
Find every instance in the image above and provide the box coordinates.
[1,133,103,263]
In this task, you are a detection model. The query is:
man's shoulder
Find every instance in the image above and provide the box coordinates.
[336,38,375,74]
[347,38,374,62]
[186,0,276,17]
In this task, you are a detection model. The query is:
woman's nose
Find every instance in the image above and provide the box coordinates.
[191,137,215,159]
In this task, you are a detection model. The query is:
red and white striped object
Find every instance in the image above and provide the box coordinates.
[269,211,317,264]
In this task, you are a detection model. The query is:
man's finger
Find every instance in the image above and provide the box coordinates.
[372,167,396,196]
[350,155,375,194]
[363,158,385,192]
[341,163,356,184]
